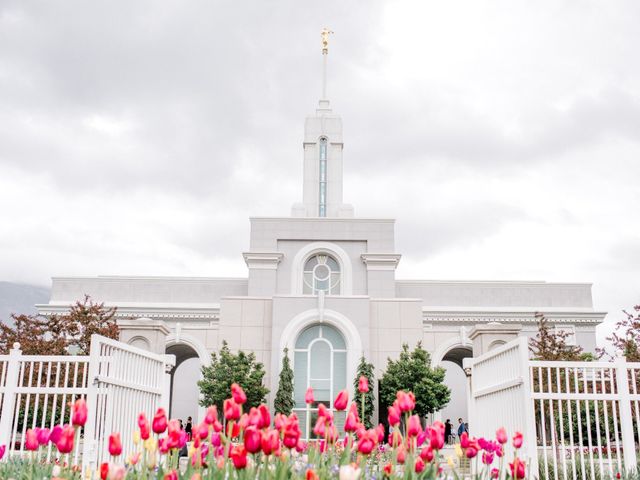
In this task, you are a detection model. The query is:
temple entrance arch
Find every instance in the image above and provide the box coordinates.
[165,331,208,423]
[432,339,473,436]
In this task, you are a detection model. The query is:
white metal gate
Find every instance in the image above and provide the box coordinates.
[0,334,174,477]
[468,336,640,479]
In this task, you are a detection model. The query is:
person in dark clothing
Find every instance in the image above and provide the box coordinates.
[444,419,452,444]
[185,416,193,441]
[457,417,468,437]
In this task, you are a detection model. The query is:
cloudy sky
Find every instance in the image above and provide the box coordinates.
[1,1,639,342]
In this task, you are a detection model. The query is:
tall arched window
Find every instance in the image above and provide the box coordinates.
[303,254,341,295]
[318,137,327,217]
[293,324,347,438]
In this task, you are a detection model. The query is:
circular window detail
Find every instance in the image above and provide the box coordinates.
[303,254,341,295]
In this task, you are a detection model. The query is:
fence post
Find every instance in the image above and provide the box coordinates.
[615,355,637,473]
[0,343,22,452]
[82,334,102,476]
[518,336,539,478]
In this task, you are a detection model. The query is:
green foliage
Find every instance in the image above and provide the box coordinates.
[379,342,450,418]
[598,305,640,362]
[353,355,376,428]
[274,348,295,415]
[198,340,269,411]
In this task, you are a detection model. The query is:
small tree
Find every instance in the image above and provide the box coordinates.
[274,348,295,415]
[353,355,375,428]
[0,295,119,355]
[597,305,640,361]
[379,342,450,419]
[198,340,269,411]
[529,313,583,361]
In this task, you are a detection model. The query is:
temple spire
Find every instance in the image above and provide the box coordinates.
[320,28,333,102]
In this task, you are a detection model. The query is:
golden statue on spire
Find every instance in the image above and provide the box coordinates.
[321,28,333,54]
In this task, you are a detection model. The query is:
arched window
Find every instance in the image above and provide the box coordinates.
[293,324,347,438]
[303,254,341,295]
[318,137,327,217]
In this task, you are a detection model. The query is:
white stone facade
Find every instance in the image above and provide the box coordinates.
[36,93,605,426]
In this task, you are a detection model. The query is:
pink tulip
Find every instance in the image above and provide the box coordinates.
[407,415,422,437]
[333,390,348,411]
[0,445,5,460]
[109,432,122,456]
[396,391,415,412]
[305,387,315,404]
[244,426,262,453]
[138,413,150,440]
[483,451,495,465]
[56,425,75,454]
[496,427,508,444]
[387,405,401,426]
[231,383,247,405]
[37,427,50,445]
[415,457,425,473]
[25,429,39,451]
[466,446,478,458]
[358,376,369,393]
[258,404,271,429]
[205,405,218,425]
[510,458,526,479]
[420,446,434,463]
[72,398,88,427]
[261,429,279,455]
[344,412,359,432]
[224,398,241,421]
[513,431,523,449]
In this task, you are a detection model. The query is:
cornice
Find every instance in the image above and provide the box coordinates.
[422,310,606,325]
[36,303,221,321]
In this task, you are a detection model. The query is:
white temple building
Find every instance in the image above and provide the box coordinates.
[36,43,605,434]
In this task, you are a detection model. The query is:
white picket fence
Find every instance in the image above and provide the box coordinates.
[468,337,640,479]
[0,334,174,477]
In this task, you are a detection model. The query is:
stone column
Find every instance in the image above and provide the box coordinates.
[467,322,523,357]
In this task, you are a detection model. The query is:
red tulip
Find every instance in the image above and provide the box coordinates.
[261,429,279,455]
[152,408,168,434]
[305,387,315,404]
[205,405,218,425]
[334,390,349,411]
[460,431,470,448]
[313,416,326,437]
[49,425,63,445]
[196,422,209,440]
[230,444,247,469]
[356,429,377,455]
[224,398,241,421]
[72,398,88,427]
[108,432,122,456]
[420,446,434,463]
[244,426,262,453]
[283,425,300,449]
[415,457,425,473]
[396,445,406,464]
[25,429,39,451]
[491,467,500,479]
[407,415,422,437]
[56,425,75,454]
[100,462,109,480]
[383,463,393,476]
[387,405,401,426]
[306,469,319,480]
[226,421,240,439]
[358,376,369,393]
[258,404,271,429]
[37,427,50,445]
[509,458,526,479]
[231,383,247,405]
[513,431,523,449]
[164,471,178,480]
[466,446,478,458]
[376,424,385,443]
[496,427,507,444]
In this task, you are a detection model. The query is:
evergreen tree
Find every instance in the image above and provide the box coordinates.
[198,340,269,411]
[274,348,295,415]
[353,355,375,428]
[379,342,450,419]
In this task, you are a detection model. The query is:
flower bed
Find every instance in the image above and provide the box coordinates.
[0,379,533,479]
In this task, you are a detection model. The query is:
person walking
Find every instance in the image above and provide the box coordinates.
[185,416,193,441]
[457,417,468,438]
